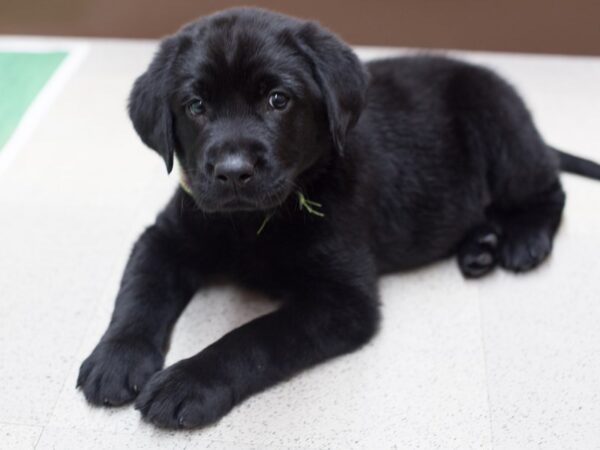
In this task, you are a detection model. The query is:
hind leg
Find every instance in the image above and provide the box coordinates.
[492,181,565,273]
[457,181,565,277]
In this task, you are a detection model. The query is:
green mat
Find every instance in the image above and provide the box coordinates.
[0,51,67,151]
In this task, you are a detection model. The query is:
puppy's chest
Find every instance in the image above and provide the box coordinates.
[216,219,317,282]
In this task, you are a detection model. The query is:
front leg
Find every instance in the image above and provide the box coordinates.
[78,213,200,406]
[135,261,380,429]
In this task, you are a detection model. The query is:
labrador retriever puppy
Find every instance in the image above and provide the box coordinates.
[77,7,600,429]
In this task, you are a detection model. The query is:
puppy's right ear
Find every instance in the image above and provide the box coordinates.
[128,38,179,174]
[292,22,368,155]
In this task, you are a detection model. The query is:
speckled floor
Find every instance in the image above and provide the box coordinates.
[1,38,599,449]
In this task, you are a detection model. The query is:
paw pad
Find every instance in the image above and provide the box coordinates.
[458,227,500,279]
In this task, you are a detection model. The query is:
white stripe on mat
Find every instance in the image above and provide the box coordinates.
[0,38,90,174]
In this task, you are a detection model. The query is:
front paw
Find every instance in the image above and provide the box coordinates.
[77,337,163,406]
[135,360,234,429]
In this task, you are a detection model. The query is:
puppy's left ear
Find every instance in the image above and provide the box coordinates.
[128,37,180,173]
[294,23,369,154]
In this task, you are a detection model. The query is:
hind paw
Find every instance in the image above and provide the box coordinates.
[458,226,499,279]
[499,227,552,273]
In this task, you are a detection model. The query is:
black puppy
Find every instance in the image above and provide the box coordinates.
[78,7,600,429]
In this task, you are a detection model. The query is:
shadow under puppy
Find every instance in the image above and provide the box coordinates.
[77,7,600,429]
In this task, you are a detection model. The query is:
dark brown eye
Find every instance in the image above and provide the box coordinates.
[268,92,289,110]
[187,99,205,117]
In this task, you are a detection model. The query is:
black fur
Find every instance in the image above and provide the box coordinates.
[77,7,598,429]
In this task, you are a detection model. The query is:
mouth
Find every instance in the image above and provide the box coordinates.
[191,180,293,213]
[220,197,260,211]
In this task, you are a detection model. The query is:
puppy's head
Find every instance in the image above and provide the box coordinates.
[129,8,367,212]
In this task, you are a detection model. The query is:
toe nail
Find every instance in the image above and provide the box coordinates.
[479,233,498,247]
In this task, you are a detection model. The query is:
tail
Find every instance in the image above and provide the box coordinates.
[552,147,600,180]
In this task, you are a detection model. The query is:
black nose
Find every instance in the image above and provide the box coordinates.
[213,155,255,185]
